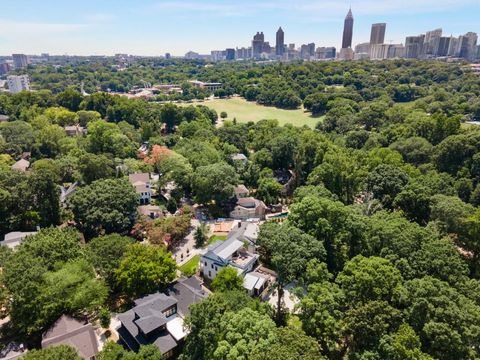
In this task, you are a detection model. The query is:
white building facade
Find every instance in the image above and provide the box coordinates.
[7,75,30,94]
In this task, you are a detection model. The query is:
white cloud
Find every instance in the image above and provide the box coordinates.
[0,19,87,37]
[153,0,478,19]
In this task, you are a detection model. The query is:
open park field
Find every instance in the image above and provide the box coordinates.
[180,97,323,128]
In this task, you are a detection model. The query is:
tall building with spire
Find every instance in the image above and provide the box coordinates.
[276,27,285,56]
[342,8,354,49]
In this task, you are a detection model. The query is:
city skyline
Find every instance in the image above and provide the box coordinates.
[0,0,478,56]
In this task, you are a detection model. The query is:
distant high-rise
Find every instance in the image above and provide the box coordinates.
[0,63,11,76]
[252,32,265,58]
[225,48,236,61]
[342,8,354,49]
[423,28,442,56]
[436,37,451,57]
[316,47,336,60]
[370,23,386,45]
[447,36,459,56]
[12,54,28,69]
[405,35,425,58]
[276,27,285,56]
[457,32,478,60]
[300,43,315,59]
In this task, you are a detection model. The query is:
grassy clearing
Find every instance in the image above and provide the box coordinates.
[180,97,324,128]
[179,255,200,276]
[208,234,228,245]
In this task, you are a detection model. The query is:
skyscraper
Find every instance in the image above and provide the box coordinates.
[436,37,451,57]
[276,27,285,57]
[252,32,265,59]
[405,35,425,58]
[423,28,442,56]
[342,8,354,49]
[12,54,28,69]
[370,23,386,45]
[225,48,236,61]
[457,32,478,60]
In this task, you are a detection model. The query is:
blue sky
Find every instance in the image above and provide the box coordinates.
[0,0,478,56]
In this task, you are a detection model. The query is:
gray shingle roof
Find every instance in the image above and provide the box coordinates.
[41,315,98,359]
[117,277,207,355]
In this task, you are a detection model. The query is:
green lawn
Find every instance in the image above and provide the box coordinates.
[179,255,200,276]
[180,97,323,128]
[208,234,228,245]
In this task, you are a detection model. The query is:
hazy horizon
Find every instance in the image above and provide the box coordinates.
[1,0,478,56]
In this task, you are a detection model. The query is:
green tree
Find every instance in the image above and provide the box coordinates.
[393,182,431,224]
[99,307,111,329]
[85,234,134,290]
[460,209,480,277]
[115,244,176,298]
[343,300,403,354]
[41,259,108,319]
[194,223,208,248]
[70,178,138,238]
[78,152,115,184]
[429,194,474,235]
[256,177,282,205]
[304,93,329,115]
[298,263,344,357]
[257,223,326,323]
[404,276,480,360]
[212,267,244,292]
[308,149,365,204]
[366,164,409,208]
[181,290,268,360]
[191,162,239,205]
[251,326,325,360]
[337,256,405,305]
[98,342,163,360]
[56,88,84,112]
[378,323,434,360]
[23,345,82,360]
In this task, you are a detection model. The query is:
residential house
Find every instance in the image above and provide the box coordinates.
[117,277,207,359]
[11,159,30,172]
[231,153,248,164]
[233,184,250,199]
[60,182,78,205]
[243,271,269,297]
[64,125,85,137]
[128,173,152,205]
[200,237,259,281]
[41,315,99,360]
[1,231,37,249]
[0,114,9,123]
[230,197,266,220]
[138,205,163,220]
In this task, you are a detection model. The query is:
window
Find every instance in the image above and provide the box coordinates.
[215,266,218,271]
[163,306,177,318]
[204,262,207,266]
[208,271,211,277]
[211,264,214,269]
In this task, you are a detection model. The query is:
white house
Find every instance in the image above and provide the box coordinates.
[128,173,152,205]
[200,237,259,281]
